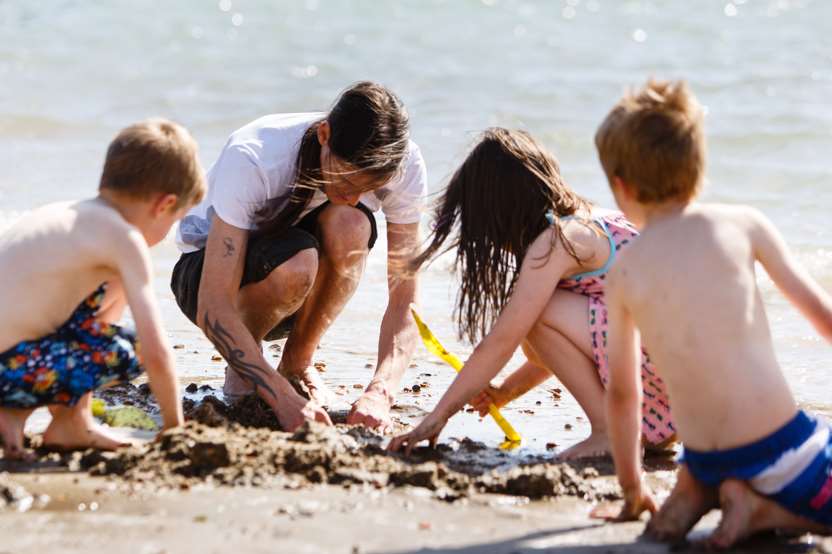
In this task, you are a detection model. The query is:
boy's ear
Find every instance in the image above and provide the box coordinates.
[152,193,179,217]
[612,176,637,201]
[316,120,330,147]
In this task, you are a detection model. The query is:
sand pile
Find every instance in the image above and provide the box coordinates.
[97,382,158,413]
[12,390,618,502]
[183,393,282,430]
[74,393,619,502]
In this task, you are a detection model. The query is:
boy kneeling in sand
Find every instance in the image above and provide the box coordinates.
[595,80,832,548]
[0,119,205,460]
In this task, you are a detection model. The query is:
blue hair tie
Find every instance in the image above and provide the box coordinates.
[545,210,556,225]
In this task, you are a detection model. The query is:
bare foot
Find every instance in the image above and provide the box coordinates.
[223,365,255,401]
[646,465,718,543]
[705,480,756,550]
[705,479,828,550]
[0,408,34,461]
[282,366,335,408]
[43,404,131,452]
[557,431,611,460]
[347,387,393,432]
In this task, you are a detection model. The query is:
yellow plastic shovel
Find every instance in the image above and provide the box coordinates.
[409,306,522,449]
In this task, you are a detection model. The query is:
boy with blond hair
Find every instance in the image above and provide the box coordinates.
[595,79,832,548]
[0,119,205,460]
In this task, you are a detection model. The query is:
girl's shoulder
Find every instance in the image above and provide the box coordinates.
[551,207,633,236]
[586,208,639,236]
[532,208,605,268]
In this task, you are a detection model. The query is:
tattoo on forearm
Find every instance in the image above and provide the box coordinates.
[222,237,235,258]
[202,312,277,399]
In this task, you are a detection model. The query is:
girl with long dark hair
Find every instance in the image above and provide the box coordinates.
[390,128,674,458]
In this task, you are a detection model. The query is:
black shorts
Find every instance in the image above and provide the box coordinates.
[171,201,378,340]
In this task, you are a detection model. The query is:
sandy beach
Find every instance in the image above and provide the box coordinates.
[3,371,832,553]
[3,1,832,552]
[3,449,831,553]
[2,242,831,553]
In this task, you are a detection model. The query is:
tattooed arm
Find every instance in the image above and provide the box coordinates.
[197,214,331,430]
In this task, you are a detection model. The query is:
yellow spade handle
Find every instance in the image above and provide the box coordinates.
[410,308,522,444]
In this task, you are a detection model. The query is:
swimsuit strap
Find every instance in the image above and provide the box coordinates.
[567,217,617,280]
[546,212,617,281]
[545,210,575,226]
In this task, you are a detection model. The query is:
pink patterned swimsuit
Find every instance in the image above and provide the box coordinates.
[553,210,675,445]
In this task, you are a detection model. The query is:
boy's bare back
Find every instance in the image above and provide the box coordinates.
[596,79,832,540]
[611,203,805,450]
[0,199,148,353]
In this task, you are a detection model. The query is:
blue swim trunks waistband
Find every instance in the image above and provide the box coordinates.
[682,410,832,527]
[682,411,816,486]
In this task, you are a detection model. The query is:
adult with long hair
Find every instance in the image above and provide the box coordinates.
[172,82,426,431]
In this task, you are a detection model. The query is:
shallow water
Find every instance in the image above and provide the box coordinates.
[3,0,832,452]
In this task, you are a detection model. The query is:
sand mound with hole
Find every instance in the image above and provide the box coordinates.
[79,393,619,502]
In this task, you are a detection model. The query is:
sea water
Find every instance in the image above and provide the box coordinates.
[2,0,831,450]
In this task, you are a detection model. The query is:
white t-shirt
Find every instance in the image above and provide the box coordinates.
[176,112,428,253]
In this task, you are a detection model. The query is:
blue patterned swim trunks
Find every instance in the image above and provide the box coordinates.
[0,284,142,408]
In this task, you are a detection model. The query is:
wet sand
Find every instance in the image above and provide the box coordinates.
[2,467,830,553]
[3,386,831,553]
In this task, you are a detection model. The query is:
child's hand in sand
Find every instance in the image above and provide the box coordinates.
[387,413,447,456]
[469,384,508,417]
[590,484,657,522]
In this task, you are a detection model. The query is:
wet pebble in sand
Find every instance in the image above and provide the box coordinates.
[0,473,37,512]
